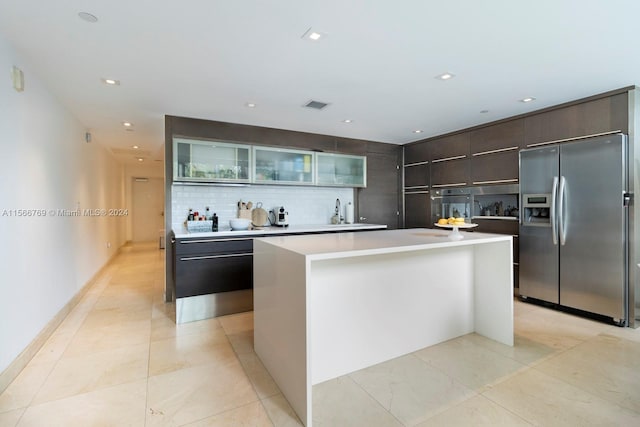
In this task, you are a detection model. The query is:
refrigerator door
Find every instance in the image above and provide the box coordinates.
[519,146,560,303]
[559,134,627,321]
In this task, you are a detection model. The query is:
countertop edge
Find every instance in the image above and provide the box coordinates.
[172,224,387,239]
[255,229,512,260]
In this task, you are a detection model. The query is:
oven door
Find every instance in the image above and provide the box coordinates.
[431,188,471,224]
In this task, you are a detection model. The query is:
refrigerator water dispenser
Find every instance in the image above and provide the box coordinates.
[522,193,551,227]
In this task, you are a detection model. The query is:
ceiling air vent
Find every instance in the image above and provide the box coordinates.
[303,100,330,110]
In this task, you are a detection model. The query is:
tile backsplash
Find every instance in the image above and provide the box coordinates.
[172,184,354,231]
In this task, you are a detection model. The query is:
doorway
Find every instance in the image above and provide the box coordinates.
[132,177,164,242]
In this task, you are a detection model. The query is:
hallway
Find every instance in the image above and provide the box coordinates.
[0,243,297,426]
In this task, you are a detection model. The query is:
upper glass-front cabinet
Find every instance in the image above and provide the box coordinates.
[173,138,251,183]
[254,147,314,185]
[316,153,367,187]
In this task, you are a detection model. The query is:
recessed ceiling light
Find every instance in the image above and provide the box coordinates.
[435,72,455,80]
[413,130,423,134]
[137,158,144,162]
[245,102,256,108]
[123,122,133,127]
[342,119,353,123]
[78,12,98,23]
[301,27,326,41]
[520,97,536,103]
[132,145,139,149]
[101,78,120,86]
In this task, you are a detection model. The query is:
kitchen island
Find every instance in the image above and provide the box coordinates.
[253,228,513,426]
[171,223,386,323]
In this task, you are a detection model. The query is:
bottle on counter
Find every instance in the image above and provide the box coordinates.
[205,206,211,220]
[212,213,219,232]
[187,208,194,221]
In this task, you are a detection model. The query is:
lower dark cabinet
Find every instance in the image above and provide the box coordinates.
[175,238,254,298]
[176,253,253,298]
[404,191,431,228]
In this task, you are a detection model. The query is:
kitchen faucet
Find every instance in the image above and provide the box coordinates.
[334,198,343,224]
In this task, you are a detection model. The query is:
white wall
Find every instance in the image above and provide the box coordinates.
[172,185,354,231]
[0,35,126,373]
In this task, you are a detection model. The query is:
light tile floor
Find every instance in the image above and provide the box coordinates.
[1,242,639,426]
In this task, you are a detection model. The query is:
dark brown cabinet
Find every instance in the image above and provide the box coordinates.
[430,158,469,188]
[359,149,401,229]
[404,163,429,188]
[404,192,431,228]
[470,119,524,153]
[428,133,470,188]
[470,150,519,185]
[430,133,469,161]
[174,237,254,298]
[404,141,429,163]
[469,119,523,186]
[524,93,628,147]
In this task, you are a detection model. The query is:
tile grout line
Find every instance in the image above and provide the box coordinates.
[223,325,278,426]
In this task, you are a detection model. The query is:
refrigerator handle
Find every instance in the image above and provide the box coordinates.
[551,176,559,245]
[558,175,567,246]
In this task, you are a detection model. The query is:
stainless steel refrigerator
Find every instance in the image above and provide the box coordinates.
[519,133,629,325]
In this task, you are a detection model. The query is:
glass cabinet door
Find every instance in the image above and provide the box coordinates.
[253,147,314,184]
[174,138,251,183]
[316,153,367,187]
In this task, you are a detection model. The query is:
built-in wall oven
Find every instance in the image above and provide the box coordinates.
[430,188,472,224]
[430,184,520,295]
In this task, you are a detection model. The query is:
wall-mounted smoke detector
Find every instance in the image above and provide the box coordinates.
[303,100,330,110]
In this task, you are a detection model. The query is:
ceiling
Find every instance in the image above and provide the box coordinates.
[1,1,638,165]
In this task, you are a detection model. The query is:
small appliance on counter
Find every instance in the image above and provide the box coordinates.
[270,206,289,227]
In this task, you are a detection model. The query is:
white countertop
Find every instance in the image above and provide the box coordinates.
[173,223,386,239]
[256,228,512,260]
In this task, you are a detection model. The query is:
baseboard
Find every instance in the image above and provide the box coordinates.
[0,246,123,394]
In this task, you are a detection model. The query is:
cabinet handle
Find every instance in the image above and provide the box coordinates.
[404,160,429,167]
[472,179,518,185]
[525,130,621,148]
[431,155,467,163]
[432,182,467,188]
[359,216,367,221]
[180,253,252,261]
[404,185,429,190]
[472,146,519,156]
[404,190,430,194]
[180,238,253,244]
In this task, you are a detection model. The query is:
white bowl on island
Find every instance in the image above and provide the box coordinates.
[229,218,251,230]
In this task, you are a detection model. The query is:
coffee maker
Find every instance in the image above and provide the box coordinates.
[274,206,289,227]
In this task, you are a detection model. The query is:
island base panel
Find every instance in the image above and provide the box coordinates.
[176,289,252,324]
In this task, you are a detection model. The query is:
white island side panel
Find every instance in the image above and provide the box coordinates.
[253,240,311,426]
[309,246,475,385]
[473,241,514,345]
